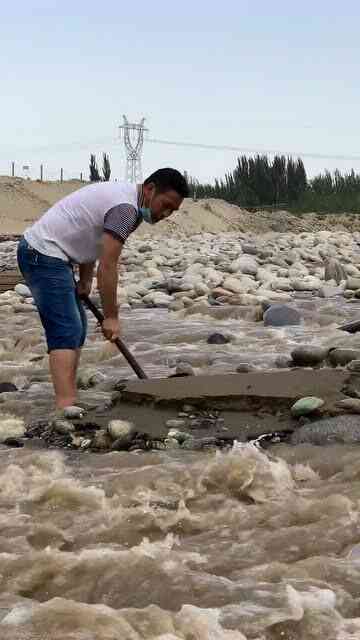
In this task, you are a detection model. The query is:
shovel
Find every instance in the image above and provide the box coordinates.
[80,295,148,380]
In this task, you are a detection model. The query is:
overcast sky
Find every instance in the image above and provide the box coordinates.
[1,1,359,182]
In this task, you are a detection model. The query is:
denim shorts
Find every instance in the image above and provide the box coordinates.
[17,237,87,352]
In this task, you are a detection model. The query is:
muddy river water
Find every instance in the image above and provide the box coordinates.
[1,297,360,639]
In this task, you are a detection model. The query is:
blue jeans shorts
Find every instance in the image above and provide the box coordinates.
[17,237,87,352]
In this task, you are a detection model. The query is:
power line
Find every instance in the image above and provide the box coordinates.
[2,134,360,164]
[147,137,360,163]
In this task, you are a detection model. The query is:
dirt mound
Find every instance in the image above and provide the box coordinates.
[0,176,359,236]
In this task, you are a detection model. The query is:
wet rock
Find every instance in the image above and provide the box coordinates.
[324,258,347,284]
[14,283,32,298]
[236,363,257,373]
[91,430,112,451]
[0,382,17,393]
[291,345,329,367]
[263,304,302,327]
[175,363,195,376]
[63,406,84,420]
[3,437,24,447]
[291,396,325,417]
[51,420,75,435]
[335,398,360,413]
[291,415,360,445]
[328,348,360,367]
[207,332,230,345]
[107,419,134,441]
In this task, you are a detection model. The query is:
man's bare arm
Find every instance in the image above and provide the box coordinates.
[79,262,96,284]
[97,233,123,319]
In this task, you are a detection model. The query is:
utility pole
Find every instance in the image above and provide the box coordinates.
[118,115,148,182]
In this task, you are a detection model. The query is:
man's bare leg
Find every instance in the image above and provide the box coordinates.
[49,349,79,409]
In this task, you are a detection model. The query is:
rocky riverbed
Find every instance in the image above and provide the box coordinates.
[2,229,360,638]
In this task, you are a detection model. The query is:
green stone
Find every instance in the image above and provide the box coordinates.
[291,396,324,417]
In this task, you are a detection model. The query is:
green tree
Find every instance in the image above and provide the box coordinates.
[102,153,111,181]
[89,154,101,182]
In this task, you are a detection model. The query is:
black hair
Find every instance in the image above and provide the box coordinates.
[144,168,189,198]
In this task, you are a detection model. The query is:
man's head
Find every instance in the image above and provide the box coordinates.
[142,168,189,223]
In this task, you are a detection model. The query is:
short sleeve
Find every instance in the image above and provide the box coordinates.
[103,204,139,242]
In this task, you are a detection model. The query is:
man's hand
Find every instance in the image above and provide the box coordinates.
[102,316,120,342]
[76,280,92,298]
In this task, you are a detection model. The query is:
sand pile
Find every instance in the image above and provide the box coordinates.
[1,176,360,237]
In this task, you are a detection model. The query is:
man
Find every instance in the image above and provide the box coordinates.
[17,168,189,412]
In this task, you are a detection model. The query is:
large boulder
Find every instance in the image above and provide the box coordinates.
[291,415,360,445]
[291,345,329,367]
[263,304,302,327]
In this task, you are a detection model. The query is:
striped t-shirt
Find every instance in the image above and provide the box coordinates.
[24,181,144,264]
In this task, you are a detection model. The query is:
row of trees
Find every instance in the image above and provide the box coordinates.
[89,153,111,182]
[188,155,307,207]
[188,155,360,213]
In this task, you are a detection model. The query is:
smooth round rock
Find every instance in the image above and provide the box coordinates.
[14,283,32,298]
[291,396,325,417]
[63,406,84,420]
[52,419,75,435]
[263,305,302,327]
[291,345,329,367]
[107,419,134,441]
[328,348,360,367]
